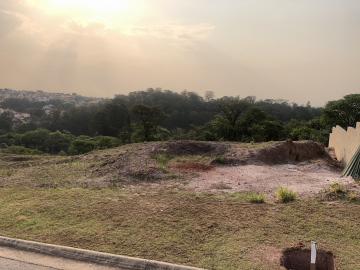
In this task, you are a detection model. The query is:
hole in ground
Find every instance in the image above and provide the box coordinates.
[280,247,335,270]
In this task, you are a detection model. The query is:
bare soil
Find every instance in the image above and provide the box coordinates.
[189,161,352,197]
[1,140,356,198]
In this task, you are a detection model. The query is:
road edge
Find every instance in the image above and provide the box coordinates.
[0,236,205,270]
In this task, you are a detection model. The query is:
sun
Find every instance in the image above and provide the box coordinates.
[29,0,140,26]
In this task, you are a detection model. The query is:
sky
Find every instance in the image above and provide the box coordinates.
[0,0,359,105]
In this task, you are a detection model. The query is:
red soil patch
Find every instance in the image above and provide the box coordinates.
[172,162,214,172]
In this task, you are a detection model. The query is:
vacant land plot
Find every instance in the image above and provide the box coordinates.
[0,141,359,270]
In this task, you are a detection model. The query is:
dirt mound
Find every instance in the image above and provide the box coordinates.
[256,141,327,164]
[86,140,337,187]
[89,143,170,185]
[153,141,228,156]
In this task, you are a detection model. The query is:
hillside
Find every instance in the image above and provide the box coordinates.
[0,140,359,269]
[0,88,102,105]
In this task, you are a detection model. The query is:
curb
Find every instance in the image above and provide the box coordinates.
[0,236,205,270]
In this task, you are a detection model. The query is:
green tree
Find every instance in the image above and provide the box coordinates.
[68,137,96,155]
[322,94,360,128]
[0,111,13,134]
[132,105,165,141]
[214,97,251,140]
[21,129,50,151]
[93,99,131,138]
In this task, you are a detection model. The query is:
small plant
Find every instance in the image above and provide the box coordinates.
[213,155,227,165]
[329,182,346,194]
[347,192,359,202]
[324,182,347,200]
[276,187,297,203]
[154,154,172,169]
[246,193,265,204]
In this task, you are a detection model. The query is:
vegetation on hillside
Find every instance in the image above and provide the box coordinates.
[0,89,359,155]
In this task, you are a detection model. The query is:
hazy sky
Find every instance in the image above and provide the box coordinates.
[0,0,359,105]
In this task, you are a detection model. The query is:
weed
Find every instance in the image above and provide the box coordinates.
[246,193,266,204]
[154,154,172,169]
[276,187,297,203]
[213,156,227,165]
[329,182,346,194]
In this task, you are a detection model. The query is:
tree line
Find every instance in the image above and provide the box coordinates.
[0,89,359,155]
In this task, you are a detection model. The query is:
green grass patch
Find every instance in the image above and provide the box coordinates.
[154,154,173,170]
[0,188,360,270]
[246,192,266,204]
[276,187,297,203]
[0,188,358,269]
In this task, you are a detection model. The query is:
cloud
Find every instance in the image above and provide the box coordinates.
[129,23,215,42]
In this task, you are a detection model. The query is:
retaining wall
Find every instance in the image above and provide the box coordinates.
[328,122,360,165]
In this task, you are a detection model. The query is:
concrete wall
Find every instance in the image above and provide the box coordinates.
[329,122,360,165]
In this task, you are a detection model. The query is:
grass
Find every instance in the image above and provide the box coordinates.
[276,187,297,203]
[329,182,346,194]
[0,188,359,270]
[0,154,94,188]
[322,182,359,202]
[154,154,172,170]
[0,148,359,269]
[246,192,266,204]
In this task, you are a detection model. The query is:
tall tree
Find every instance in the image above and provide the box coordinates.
[322,94,360,128]
[132,105,165,141]
[216,97,251,140]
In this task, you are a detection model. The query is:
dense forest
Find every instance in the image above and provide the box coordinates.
[0,89,359,155]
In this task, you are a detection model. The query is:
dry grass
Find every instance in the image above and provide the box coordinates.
[0,143,358,270]
[0,188,359,270]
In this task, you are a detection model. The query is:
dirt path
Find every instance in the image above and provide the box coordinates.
[188,160,353,197]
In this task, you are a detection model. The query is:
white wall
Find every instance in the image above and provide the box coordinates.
[329,122,360,165]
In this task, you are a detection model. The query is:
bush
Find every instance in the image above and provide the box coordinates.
[276,187,297,203]
[329,182,346,194]
[1,146,43,155]
[93,136,121,150]
[20,129,50,151]
[68,139,96,155]
[154,154,172,169]
[246,193,265,203]
[323,182,349,201]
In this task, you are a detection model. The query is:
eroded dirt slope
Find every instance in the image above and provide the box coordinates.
[0,140,355,197]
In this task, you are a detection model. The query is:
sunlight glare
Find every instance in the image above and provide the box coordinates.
[30,0,139,26]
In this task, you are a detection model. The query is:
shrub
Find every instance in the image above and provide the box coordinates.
[1,146,43,155]
[154,154,172,169]
[247,193,265,204]
[276,187,297,203]
[213,156,227,165]
[68,139,96,155]
[93,136,121,150]
[323,182,349,201]
[329,182,346,194]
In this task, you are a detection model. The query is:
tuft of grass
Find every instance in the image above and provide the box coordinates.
[246,193,266,204]
[323,182,359,202]
[276,187,297,203]
[154,154,172,169]
[213,155,227,165]
[347,192,359,202]
[329,182,346,194]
